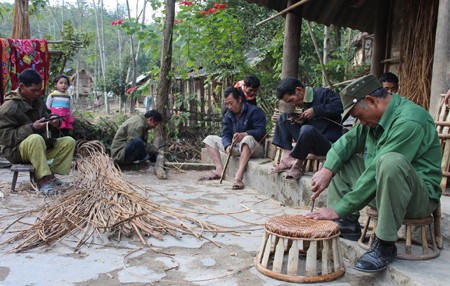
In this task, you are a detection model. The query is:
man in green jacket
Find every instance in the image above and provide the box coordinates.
[111,109,162,167]
[0,69,75,195]
[305,74,442,272]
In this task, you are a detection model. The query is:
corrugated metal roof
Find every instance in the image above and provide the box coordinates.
[247,0,376,33]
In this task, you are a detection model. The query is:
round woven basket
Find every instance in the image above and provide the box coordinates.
[265,215,340,240]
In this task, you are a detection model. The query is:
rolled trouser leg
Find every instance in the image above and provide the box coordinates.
[19,134,52,180]
[48,136,76,175]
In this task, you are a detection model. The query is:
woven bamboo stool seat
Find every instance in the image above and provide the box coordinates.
[10,164,35,192]
[255,215,345,283]
[358,208,440,260]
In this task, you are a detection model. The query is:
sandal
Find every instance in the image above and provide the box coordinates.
[232,180,245,190]
[50,177,64,186]
[284,168,304,180]
[269,159,294,174]
[39,183,57,195]
[198,171,221,181]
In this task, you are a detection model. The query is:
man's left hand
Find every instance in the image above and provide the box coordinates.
[232,132,247,143]
[304,207,339,220]
[49,115,61,128]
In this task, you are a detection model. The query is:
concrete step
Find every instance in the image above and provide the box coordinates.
[202,150,450,285]
[340,239,450,286]
[207,152,450,248]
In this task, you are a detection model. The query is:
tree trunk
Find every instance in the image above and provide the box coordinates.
[92,0,109,113]
[154,0,176,180]
[100,0,109,113]
[12,0,30,38]
[125,0,144,114]
[323,26,331,86]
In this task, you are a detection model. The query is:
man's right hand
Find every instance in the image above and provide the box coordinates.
[310,168,333,201]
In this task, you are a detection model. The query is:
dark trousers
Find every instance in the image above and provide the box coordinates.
[272,113,331,160]
[124,137,149,163]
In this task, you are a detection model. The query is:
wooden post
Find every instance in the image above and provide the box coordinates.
[370,0,389,77]
[280,0,302,113]
[430,0,450,116]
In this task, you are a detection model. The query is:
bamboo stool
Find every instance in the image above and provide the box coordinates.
[10,164,35,192]
[358,208,440,260]
[434,93,450,196]
[255,215,345,283]
[303,154,326,174]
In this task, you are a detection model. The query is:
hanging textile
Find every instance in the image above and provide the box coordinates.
[0,38,12,105]
[0,38,50,104]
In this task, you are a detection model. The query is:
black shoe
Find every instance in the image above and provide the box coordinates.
[353,236,397,273]
[337,216,361,241]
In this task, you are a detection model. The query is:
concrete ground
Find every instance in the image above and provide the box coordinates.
[0,167,352,286]
[0,164,449,286]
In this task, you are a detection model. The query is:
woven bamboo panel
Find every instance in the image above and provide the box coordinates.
[265,215,340,239]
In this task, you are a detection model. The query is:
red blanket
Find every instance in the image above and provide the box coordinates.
[0,38,49,104]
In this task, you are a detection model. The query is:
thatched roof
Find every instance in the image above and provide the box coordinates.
[246,0,377,33]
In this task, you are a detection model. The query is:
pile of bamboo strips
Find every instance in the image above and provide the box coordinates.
[1,141,231,252]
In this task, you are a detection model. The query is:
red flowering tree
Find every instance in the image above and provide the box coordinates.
[171,1,246,79]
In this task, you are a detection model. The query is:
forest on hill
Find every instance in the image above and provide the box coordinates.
[0,0,367,101]
[0,0,367,159]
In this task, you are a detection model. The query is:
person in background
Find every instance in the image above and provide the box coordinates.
[200,87,266,190]
[379,72,399,94]
[46,75,74,136]
[111,109,162,170]
[305,74,441,273]
[0,69,75,195]
[234,74,261,106]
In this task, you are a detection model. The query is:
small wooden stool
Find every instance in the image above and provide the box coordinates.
[255,215,345,283]
[10,164,35,192]
[303,154,326,173]
[358,208,440,260]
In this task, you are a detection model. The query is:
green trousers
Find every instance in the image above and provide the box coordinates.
[327,152,438,242]
[19,134,75,180]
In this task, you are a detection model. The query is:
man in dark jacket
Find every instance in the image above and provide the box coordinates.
[200,87,266,190]
[0,69,75,195]
[111,109,162,167]
[270,77,343,180]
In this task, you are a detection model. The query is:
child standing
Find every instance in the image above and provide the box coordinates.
[46,75,74,136]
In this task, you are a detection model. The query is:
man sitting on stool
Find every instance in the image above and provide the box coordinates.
[305,74,442,272]
[270,77,343,180]
[200,87,266,190]
[0,69,75,195]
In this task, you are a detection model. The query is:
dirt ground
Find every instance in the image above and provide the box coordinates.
[0,166,337,286]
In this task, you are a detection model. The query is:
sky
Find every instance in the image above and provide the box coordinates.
[1,0,153,17]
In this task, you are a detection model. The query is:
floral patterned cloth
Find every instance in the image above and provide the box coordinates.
[0,38,11,105]
[0,38,49,104]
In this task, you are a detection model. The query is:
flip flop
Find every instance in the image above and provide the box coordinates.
[232,180,244,190]
[39,183,58,195]
[269,159,293,174]
[198,172,221,181]
[50,177,64,186]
